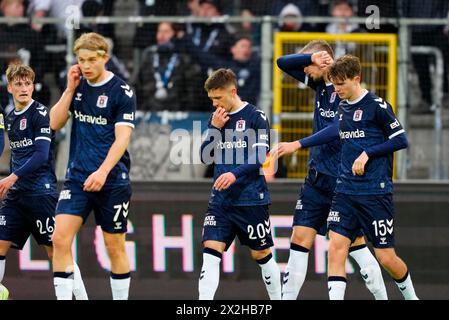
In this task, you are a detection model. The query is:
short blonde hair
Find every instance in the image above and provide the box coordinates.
[6,63,35,83]
[73,32,109,56]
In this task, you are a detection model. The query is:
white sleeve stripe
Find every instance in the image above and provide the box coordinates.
[389,129,405,139]
[35,137,51,142]
[115,122,135,128]
[252,143,269,148]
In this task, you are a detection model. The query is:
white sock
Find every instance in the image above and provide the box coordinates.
[282,245,309,300]
[73,262,88,300]
[349,245,388,300]
[110,273,131,300]
[54,273,74,300]
[257,253,282,300]
[395,271,419,300]
[198,249,221,300]
[328,277,347,300]
[0,256,5,282]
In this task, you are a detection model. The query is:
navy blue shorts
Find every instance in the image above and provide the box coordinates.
[56,180,132,234]
[293,169,336,236]
[327,193,395,248]
[0,191,57,250]
[202,204,274,251]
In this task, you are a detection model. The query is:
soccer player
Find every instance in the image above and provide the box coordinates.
[271,40,387,299]
[50,33,136,300]
[198,68,281,300]
[326,54,418,300]
[0,63,87,300]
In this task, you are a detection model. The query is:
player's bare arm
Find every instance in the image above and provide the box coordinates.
[352,151,369,176]
[50,65,81,131]
[0,173,18,199]
[83,125,133,192]
[211,107,229,128]
[270,141,301,161]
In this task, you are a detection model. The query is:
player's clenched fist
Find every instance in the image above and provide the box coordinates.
[211,107,229,129]
[67,64,81,91]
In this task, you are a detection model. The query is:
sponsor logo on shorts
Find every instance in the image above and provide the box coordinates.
[204,215,216,227]
[59,190,71,200]
[327,211,340,223]
[295,200,303,210]
[0,215,5,226]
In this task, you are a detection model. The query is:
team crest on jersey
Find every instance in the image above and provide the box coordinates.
[19,118,27,130]
[353,110,363,121]
[236,119,246,132]
[330,92,337,103]
[96,95,108,108]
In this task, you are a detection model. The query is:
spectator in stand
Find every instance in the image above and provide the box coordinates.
[0,0,50,107]
[186,0,235,111]
[192,34,260,105]
[136,22,201,111]
[132,0,181,50]
[77,0,114,40]
[275,1,321,32]
[325,0,366,58]
[27,0,85,38]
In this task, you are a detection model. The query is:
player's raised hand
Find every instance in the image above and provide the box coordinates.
[312,51,333,69]
[83,168,108,192]
[214,172,237,191]
[270,141,301,160]
[211,107,229,129]
[352,151,369,176]
[0,173,18,199]
[67,64,81,91]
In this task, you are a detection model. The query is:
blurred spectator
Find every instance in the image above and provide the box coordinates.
[403,0,449,113]
[187,0,234,59]
[135,22,201,111]
[77,0,114,40]
[325,0,366,58]
[186,0,235,111]
[132,0,181,50]
[277,3,303,32]
[192,35,260,105]
[0,0,50,107]
[28,0,85,39]
[274,1,321,32]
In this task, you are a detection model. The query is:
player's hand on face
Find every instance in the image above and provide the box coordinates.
[67,64,81,91]
[0,174,18,199]
[83,168,108,192]
[312,51,333,69]
[213,172,237,191]
[270,141,301,160]
[211,107,229,129]
[352,151,369,176]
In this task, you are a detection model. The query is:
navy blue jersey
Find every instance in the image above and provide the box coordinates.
[336,91,406,195]
[308,82,341,177]
[5,100,56,194]
[202,103,271,206]
[277,54,341,177]
[67,73,136,186]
